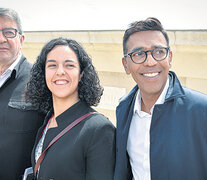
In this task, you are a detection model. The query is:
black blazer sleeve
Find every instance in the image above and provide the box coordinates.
[85,115,115,180]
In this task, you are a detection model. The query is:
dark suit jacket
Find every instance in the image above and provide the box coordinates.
[32,101,115,180]
[114,71,207,180]
[0,55,44,180]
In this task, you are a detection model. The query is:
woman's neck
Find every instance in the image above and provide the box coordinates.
[48,97,80,129]
[52,96,80,118]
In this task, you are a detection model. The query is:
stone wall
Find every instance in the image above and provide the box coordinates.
[22,30,207,125]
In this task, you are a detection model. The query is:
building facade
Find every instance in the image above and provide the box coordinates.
[22,30,207,124]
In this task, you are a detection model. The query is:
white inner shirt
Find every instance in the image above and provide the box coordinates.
[0,53,22,88]
[34,118,51,176]
[127,78,169,180]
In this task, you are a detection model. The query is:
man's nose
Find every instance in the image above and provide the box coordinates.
[0,31,7,42]
[144,52,157,66]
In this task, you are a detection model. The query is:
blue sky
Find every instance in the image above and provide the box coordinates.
[1,0,207,31]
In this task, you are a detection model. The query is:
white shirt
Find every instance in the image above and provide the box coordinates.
[35,122,49,163]
[0,53,22,88]
[35,118,51,175]
[127,78,169,180]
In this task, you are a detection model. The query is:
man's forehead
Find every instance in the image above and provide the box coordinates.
[127,31,167,49]
[0,16,17,27]
[129,31,165,40]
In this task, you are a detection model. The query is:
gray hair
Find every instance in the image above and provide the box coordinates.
[0,8,23,34]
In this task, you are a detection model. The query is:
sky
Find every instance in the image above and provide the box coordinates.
[1,0,207,31]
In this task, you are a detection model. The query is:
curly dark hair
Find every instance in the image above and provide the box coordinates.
[26,37,103,114]
[123,17,169,55]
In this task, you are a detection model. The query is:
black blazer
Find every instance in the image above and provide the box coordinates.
[32,101,115,180]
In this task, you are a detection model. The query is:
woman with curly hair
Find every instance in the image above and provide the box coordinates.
[25,37,115,180]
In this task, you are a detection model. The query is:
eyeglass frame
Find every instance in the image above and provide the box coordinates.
[124,46,170,64]
[0,28,21,38]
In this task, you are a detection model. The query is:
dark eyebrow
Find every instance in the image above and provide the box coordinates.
[46,59,77,63]
[46,59,56,64]
[65,59,77,63]
[129,47,143,54]
[130,46,167,53]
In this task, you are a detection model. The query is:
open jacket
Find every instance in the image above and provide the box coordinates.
[31,101,115,180]
[114,71,207,180]
[0,55,43,180]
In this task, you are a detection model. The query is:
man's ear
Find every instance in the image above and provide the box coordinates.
[122,57,130,74]
[19,34,25,49]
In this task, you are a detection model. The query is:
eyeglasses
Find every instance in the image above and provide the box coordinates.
[125,47,170,64]
[0,28,21,38]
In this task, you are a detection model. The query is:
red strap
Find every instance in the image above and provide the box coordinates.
[34,112,98,176]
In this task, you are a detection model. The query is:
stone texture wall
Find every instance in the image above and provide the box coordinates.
[22,30,207,125]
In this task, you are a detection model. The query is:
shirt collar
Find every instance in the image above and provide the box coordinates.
[1,53,22,77]
[134,77,170,116]
[9,52,22,71]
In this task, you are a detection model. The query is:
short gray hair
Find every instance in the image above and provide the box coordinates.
[0,8,23,34]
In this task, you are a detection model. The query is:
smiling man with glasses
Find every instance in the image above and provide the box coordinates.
[0,8,43,180]
[114,17,207,180]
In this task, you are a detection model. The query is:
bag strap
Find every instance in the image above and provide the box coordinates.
[34,112,98,176]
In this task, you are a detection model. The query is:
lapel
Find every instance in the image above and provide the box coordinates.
[116,85,138,149]
[9,55,27,102]
[31,101,92,167]
[31,110,53,167]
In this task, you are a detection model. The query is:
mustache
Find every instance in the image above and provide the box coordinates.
[0,43,10,49]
